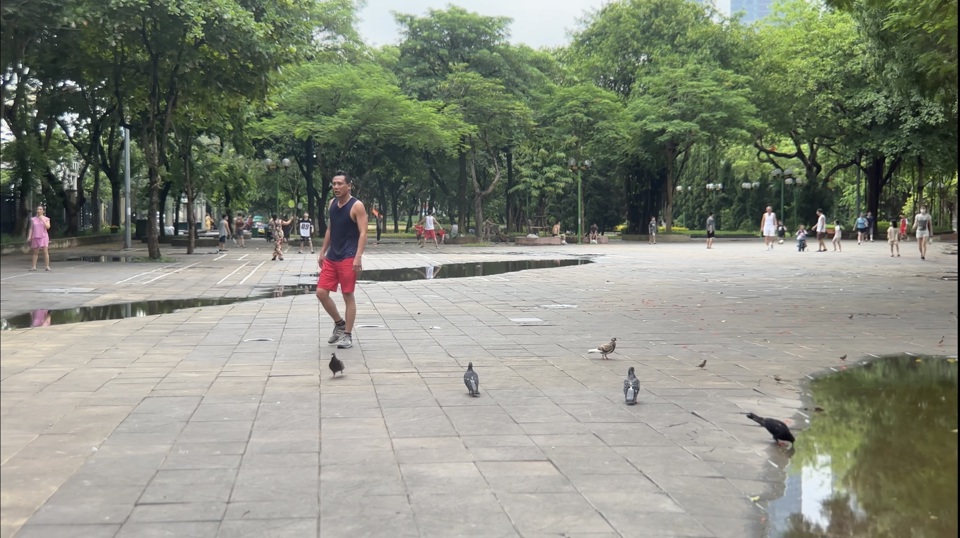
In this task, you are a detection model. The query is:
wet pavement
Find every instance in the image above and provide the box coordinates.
[0,238,957,538]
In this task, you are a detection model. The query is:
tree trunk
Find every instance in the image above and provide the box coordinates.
[664,145,677,232]
[505,150,514,232]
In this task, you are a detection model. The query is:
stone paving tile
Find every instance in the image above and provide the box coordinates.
[1,240,957,537]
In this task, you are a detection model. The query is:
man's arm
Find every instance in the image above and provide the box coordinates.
[352,202,368,265]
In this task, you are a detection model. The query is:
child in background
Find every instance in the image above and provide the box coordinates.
[776,221,787,245]
[796,224,808,252]
[832,220,843,252]
[887,221,900,257]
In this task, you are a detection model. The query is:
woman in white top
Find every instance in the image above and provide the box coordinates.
[760,206,778,250]
[913,205,933,260]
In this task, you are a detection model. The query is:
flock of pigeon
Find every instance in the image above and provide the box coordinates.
[327,334,796,447]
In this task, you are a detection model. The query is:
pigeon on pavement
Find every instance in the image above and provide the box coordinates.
[839,354,847,361]
[746,412,795,446]
[464,362,480,396]
[624,367,640,405]
[329,353,345,377]
[588,337,617,360]
[696,359,707,369]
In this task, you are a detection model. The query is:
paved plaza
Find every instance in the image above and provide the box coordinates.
[1,237,957,538]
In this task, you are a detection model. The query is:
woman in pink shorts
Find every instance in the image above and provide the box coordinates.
[27,206,51,271]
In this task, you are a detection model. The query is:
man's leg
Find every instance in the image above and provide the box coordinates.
[343,292,356,333]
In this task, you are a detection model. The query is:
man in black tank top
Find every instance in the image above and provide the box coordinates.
[316,172,368,349]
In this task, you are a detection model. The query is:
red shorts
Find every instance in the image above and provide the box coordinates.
[424,229,436,240]
[318,257,358,294]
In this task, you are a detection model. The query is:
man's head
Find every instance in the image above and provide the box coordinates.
[303,212,309,219]
[817,208,823,215]
[332,171,352,198]
[920,205,927,213]
[221,214,227,219]
[709,212,714,217]
[766,206,773,213]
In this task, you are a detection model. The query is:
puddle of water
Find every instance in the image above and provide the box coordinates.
[55,255,140,263]
[2,259,590,329]
[301,258,591,282]
[1,297,258,330]
[766,355,958,538]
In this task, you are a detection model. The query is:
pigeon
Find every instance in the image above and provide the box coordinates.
[696,359,707,369]
[588,337,617,360]
[329,353,344,377]
[839,354,847,361]
[848,313,854,319]
[773,375,782,383]
[623,367,640,405]
[464,362,480,396]
[938,336,945,345]
[746,412,795,446]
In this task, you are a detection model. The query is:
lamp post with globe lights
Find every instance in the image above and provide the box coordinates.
[784,174,805,229]
[770,168,794,224]
[675,185,692,228]
[264,158,291,218]
[706,182,723,230]
[568,158,591,244]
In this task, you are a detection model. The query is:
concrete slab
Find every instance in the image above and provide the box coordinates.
[1,239,956,537]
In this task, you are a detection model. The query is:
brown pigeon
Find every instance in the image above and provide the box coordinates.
[588,337,617,360]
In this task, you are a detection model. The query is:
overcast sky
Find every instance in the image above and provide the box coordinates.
[356,0,610,49]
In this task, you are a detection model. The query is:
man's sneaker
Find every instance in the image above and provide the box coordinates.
[327,322,346,344]
[336,334,353,349]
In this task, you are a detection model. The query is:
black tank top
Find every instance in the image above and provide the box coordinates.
[327,197,359,261]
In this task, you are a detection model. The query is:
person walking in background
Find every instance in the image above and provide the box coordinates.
[423,211,439,249]
[796,224,808,252]
[234,213,246,248]
[705,212,716,249]
[855,213,868,244]
[298,212,315,254]
[815,209,828,252]
[887,220,900,257]
[776,220,787,245]
[913,205,933,260]
[589,223,599,244]
[760,206,778,250]
[372,207,384,245]
[866,211,876,242]
[899,214,909,241]
[204,212,214,231]
[27,205,51,271]
[414,218,425,247]
[218,214,230,252]
[648,216,657,244]
[317,171,368,350]
[832,220,843,252]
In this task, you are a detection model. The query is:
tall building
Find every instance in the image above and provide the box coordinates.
[731,0,774,24]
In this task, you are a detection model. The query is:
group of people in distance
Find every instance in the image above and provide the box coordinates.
[758,205,934,259]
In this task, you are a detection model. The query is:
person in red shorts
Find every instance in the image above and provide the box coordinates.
[316,171,368,349]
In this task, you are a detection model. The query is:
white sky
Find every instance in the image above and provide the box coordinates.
[356,0,610,49]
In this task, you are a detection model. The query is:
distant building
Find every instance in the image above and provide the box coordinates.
[730,0,774,24]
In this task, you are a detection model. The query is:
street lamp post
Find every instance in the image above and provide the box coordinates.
[770,169,794,224]
[568,158,592,244]
[706,182,723,230]
[784,175,805,229]
[264,157,291,218]
[675,185,692,228]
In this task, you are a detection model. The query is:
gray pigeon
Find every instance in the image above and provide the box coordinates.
[329,353,344,377]
[464,362,480,396]
[623,366,640,405]
[588,337,617,359]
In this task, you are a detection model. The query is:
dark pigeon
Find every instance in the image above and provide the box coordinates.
[623,367,640,405]
[329,353,345,377]
[464,362,480,396]
[746,412,795,446]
